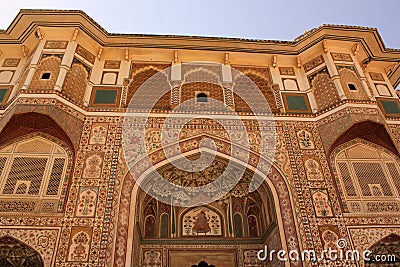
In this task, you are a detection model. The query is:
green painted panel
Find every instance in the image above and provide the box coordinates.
[94,90,117,104]
[286,95,308,111]
[0,89,8,103]
[381,100,400,114]
[233,213,243,238]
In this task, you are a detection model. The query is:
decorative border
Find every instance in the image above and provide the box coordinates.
[2,58,20,68]
[104,60,121,69]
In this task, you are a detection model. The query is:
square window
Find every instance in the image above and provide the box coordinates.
[287,95,308,110]
[41,72,51,80]
[90,86,121,106]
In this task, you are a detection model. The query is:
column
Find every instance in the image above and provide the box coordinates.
[350,54,375,100]
[54,42,77,91]
[83,82,93,107]
[21,40,46,90]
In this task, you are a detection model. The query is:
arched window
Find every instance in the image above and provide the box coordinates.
[0,136,70,213]
[347,83,357,91]
[196,93,208,103]
[334,139,400,213]
[143,199,157,238]
[247,200,261,238]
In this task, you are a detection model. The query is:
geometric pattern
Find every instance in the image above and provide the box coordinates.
[309,68,341,110]
[337,66,368,100]
[3,75,400,267]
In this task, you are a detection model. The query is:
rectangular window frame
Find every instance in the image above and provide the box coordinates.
[90,86,121,107]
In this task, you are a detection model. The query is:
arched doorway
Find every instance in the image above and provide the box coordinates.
[114,133,300,267]
[134,154,281,267]
[114,140,300,267]
[0,235,44,267]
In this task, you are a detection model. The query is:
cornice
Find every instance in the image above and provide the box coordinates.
[0,9,399,87]
[0,10,398,53]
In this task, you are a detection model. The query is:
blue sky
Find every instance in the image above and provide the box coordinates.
[1,0,399,48]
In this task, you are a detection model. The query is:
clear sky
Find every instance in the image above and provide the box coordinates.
[0,0,399,48]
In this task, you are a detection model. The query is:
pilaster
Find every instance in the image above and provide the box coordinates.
[322,53,346,100]
[21,40,46,90]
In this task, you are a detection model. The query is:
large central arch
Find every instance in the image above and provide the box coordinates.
[114,136,301,267]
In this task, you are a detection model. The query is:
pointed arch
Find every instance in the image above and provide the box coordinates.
[144,215,156,238]
[0,112,75,214]
[114,135,300,266]
[329,121,399,157]
[328,121,400,213]
[179,82,225,111]
[338,67,368,100]
[62,60,89,105]
[183,67,221,84]
[232,68,278,113]
[0,112,76,153]
[126,64,170,106]
[0,235,44,267]
[311,71,341,111]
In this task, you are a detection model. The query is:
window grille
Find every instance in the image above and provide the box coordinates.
[335,141,400,213]
[0,136,68,213]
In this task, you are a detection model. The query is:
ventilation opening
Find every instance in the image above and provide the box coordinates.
[41,72,51,80]
[348,83,357,91]
[197,93,208,103]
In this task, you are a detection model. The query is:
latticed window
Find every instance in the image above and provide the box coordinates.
[0,136,69,213]
[334,140,400,213]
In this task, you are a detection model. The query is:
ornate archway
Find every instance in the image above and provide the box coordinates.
[133,153,281,267]
[114,136,301,267]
